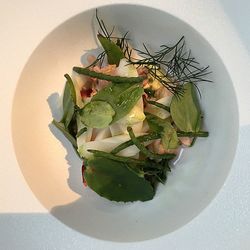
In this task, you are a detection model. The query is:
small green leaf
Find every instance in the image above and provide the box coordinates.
[52,120,77,148]
[85,156,155,202]
[92,82,144,123]
[80,101,115,128]
[61,74,76,128]
[170,83,201,132]
[146,113,179,150]
[161,123,180,150]
[97,34,124,66]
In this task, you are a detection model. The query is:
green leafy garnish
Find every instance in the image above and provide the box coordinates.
[61,74,76,128]
[170,83,201,132]
[97,34,124,66]
[161,123,180,150]
[84,156,154,202]
[52,120,77,148]
[80,101,115,128]
[92,82,144,123]
[146,113,179,150]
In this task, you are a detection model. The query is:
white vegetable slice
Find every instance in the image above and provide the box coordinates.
[116,58,138,77]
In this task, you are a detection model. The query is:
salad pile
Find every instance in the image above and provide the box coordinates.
[52,11,210,202]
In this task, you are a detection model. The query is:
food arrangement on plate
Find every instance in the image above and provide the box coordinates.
[52,10,211,202]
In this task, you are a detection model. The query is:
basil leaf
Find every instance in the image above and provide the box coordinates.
[170,83,201,132]
[92,82,144,123]
[61,74,76,128]
[97,34,124,66]
[85,156,154,202]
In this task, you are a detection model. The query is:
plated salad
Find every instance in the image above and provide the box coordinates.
[52,11,211,202]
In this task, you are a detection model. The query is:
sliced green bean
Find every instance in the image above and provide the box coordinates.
[73,67,145,83]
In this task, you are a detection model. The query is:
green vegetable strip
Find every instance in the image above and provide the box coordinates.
[87,150,146,165]
[177,131,209,137]
[147,100,170,112]
[76,127,87,137]
[111,132,161,154]
[73,67,145,83]
[52,120,77,148]
[127,127,176,160]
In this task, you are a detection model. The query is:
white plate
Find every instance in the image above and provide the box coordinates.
[1,0,250,249]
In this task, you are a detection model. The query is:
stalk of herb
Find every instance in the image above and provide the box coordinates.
[73,67,145,83]
[177,131,208,137]
[127,127,176,160]
[146,100,170,112]
[111,132,160,154]
[87,149,146,165]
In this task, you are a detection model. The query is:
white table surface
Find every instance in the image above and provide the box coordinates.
[0,0,250,249]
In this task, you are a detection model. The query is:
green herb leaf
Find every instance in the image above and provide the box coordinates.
[61,74,76,128]
[97,34,124,66]
[146,113,179,150]
[80,101,115,128]
[92,82,144,123]
[85,156,155,202]
[161,123,180,150]
[52,120,77,148]
[170,83,201,132]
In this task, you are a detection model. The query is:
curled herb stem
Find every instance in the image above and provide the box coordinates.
[177,131,209,137]
[111,132,161,154]
[146,100,170,112]
[87,149,145,165]
[127,127,175,160]
[73,67,145,83]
